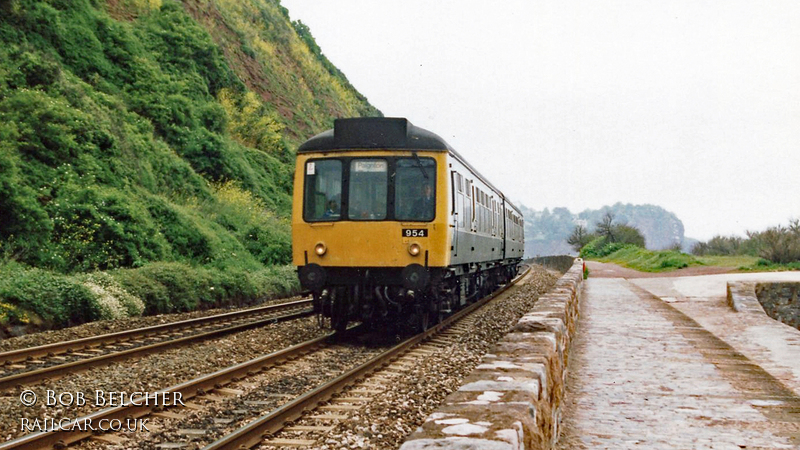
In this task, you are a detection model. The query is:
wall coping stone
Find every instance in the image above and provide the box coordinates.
[727,281,767,314]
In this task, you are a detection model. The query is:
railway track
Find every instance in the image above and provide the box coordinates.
[203,266,530,450]
[0,267,529,450]
[0,328,340,450]
[0,298,313,391]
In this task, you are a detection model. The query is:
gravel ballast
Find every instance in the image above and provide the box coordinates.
[2,314,325,441]
[319,266,558,449]
[3,266,557,449]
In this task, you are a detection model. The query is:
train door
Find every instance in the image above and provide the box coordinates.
[450,170,460,257]
[501,200,507,258]
[469,183,476,232]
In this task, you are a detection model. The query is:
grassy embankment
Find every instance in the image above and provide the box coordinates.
[0,0,380,334]
[596,247,798,273]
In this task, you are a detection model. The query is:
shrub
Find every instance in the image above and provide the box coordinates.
[579,236,605,259]
[614,224,646,248]
[80,272,144,319]
[691,235,752,256]
[132,262,210,312]
[111,268,171,314]
[110,262,301,316]
[659,255,689,269]
[46,184,170,272]
[575,213,645,258]
[0,264,99,328]
[748,221,800,264]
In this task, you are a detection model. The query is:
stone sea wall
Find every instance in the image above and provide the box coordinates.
[529,255,576,274]
[755,282,800,330]
[727,281,800,330]
[399,259,584,450]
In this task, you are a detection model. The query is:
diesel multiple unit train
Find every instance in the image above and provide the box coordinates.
[292,118,524,332]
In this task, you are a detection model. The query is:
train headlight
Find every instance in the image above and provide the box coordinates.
[408,243,421,256]
[314,242,327,256]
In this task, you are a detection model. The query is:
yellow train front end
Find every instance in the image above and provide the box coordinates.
[292,118,454,332]
[292,150,450,269]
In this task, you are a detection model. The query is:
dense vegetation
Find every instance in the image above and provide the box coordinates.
[692,220,800,268]
[0,0,380,334]
[568,212,648,258]
[521,203,686,257]
[574,217,800,273]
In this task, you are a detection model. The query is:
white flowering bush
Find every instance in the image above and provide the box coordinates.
[82,273,145,319]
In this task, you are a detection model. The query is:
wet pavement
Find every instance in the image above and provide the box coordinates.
[558,271,800,450]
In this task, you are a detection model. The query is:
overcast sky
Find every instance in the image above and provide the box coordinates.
[281,0,799,241]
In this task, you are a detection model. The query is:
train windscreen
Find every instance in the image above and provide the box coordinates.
[348,159,388,220]
[394,158,436,222]
[303,159,342,222]
[302,157,435,222]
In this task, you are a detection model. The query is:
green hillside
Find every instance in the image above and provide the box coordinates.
[0,0,380,334]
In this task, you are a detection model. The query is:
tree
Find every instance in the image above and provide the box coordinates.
[596,212,616,242]
[614,224,646,248]
[567,224,591,252]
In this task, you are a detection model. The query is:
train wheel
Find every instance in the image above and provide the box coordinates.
[409,304,430,333]
[330,287,349,333]
[432,299,444,326]
[419,305,430,332]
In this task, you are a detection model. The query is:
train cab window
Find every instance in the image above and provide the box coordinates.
[395,157,436,222]
[303,159,342,222]
[348,159,388,220]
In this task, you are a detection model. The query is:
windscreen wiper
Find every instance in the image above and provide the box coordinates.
[413,152,429,179]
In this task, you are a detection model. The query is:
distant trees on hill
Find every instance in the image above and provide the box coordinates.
[520,203,685,257]
[568,212,647,258]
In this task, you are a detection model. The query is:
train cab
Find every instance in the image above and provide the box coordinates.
[292,118,522,333]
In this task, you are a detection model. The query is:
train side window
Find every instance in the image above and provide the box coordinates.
[303,159,342,222]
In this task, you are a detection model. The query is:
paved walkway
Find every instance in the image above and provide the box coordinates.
[558,274,800,450]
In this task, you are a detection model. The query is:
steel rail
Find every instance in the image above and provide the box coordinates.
[202,266,531,450]
[0,298,312,365]
[0,302,313,391]
[0,332,334,450]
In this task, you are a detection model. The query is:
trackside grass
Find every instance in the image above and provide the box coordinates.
[598,247,700,272]
[595,247,798,273]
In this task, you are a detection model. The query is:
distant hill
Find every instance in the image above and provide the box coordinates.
[520,203,686,257]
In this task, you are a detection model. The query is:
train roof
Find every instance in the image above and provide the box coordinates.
[297,117,453,153]
[297,118,522,217]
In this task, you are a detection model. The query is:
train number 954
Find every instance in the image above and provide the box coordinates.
[402,228,427,238]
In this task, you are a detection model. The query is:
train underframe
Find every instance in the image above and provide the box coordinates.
[307,261,521,334]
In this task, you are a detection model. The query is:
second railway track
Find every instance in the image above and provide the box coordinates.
[0,298,313,391]
[0,265,552,450]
